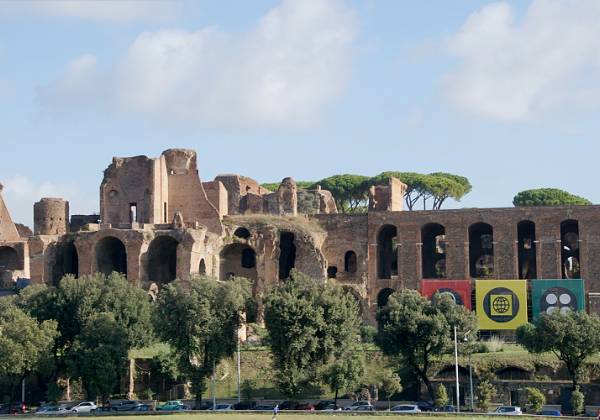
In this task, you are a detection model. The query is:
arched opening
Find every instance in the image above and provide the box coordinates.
[95,236,127,276]
[0,246,20,286]
[51,241,79,286]
[147,236,179,284]
[199,259,206,275]
[377,225,398,279]
[278,232,296,279]
[469,222,494,278]
[327,266,337,279]
[561,219,580,279]
[377,288,395,308]
[220,243,257,281]
[495,366,533,381]
[234,227,251,239]
[344,251,357,273]
[421,223,446,278]
[517,221,536,279]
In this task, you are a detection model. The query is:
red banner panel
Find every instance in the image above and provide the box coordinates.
[421,279,472,310]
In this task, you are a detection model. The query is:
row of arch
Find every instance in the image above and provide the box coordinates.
[377,219,581,280]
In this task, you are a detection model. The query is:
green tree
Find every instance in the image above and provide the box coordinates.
[154,276,249,407]
[434,383,449,408]
[0,299,57,401]
[476,380,496,412]
[571,387,584,415]
[525,387,545,413]
[18,273,154,393]
[375,289,477,400]
[323,350,365,408]
[264,271,362,398]
[513,188,591,207]
[310,174,371,213]
[261,181,314,192]
[427,172,472,210]
[66,313,128,401]
[516,311,600,389]
[378,370,402,410]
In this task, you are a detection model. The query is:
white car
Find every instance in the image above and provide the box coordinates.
[493,406,522,415]
[345,401,371,410]
[390,404,421,413]
[71,401,97,413]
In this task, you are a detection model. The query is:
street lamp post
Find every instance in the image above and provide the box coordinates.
[454,326,460,413]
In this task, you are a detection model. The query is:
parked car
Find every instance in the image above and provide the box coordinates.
[416,401,434,412]
[540,409,561,416]
[314,401,335,410]
[279,401,298,410]
[345,401,371,410]
[211,403,234,411]
[192,402,214,410]
[253,404,276,411]
[91,406,113,413]
[390,404,421,413]
[70,401,97,413]
[320,404,340,411]
[353,405,376,412]
[130,404,152,411]
[0,402,26,414]
[493,406,523,415]
[435,405,456,412]
[233,401,256,410]
[34,406,70,416]
[295,403,315,411]
[158,400,187,411]
[111,400,143,411]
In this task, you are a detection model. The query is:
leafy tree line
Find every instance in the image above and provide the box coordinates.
[513,188,591,207]
[262,171,472,213]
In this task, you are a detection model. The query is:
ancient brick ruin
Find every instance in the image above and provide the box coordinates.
[1,148,599,325]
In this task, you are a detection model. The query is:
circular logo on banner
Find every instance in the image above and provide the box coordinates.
[541,287,577,315]
[483,287,520,323]
[432,288,464,306]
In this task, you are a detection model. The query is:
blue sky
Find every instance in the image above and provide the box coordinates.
[1,0,599,227]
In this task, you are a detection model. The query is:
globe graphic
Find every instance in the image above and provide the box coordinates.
[492,296,510,313]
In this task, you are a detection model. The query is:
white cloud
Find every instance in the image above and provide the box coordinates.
[2,0,180,22]
[2,175,97,227]
[37,0,357,127]
[443,0,600,122]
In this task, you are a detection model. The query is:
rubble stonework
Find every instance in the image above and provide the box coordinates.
[2,148,600,323]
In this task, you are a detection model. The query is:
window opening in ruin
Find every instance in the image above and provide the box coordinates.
[327,266,337,279]
[469,222,494,278]
[147,236,179,285]
[220,243,257,281]
[95,236,127,277]
[421,223,446,278]
[344,251,357,273]
[129,203,137,223]
[241,248,256,268]
[278,232,296,279]
[234,227,251,239]
[163,203,167,223]
[51,241,79,286]
[377,225,398,279]
[377,288,395,308]
[0,246,20,286]
[199,258,206,275]
[517,220,537,279]
[561,219,580,279]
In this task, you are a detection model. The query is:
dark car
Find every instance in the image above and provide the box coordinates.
[130,404,152,411]
[192,402,214,410]
[541,409,561,416]
[435,405,456,412]
[279,401,298,410]
[417,401,434,412]
[254,404,276,411]
[0,402,26,414]
[112,400,142,411]
[315,401,336,410]
[92,406,113,413]
[295,403,315,411]
[233,401,257,410]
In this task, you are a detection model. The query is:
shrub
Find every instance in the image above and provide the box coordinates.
[476,380,496,412]
[571,387,584,415]
[434,383,449,408]
[484,336,504,353]
[360,325,377,343]
[525,387,545,413]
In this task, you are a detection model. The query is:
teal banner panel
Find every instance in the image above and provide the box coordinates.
[531,279,585,319]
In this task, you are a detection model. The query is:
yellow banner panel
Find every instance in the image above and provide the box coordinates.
[476,280,528,330]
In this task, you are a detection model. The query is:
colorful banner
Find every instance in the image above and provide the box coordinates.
[476,280,528,330]
[421,280,472,310]
[531,279,585,319]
